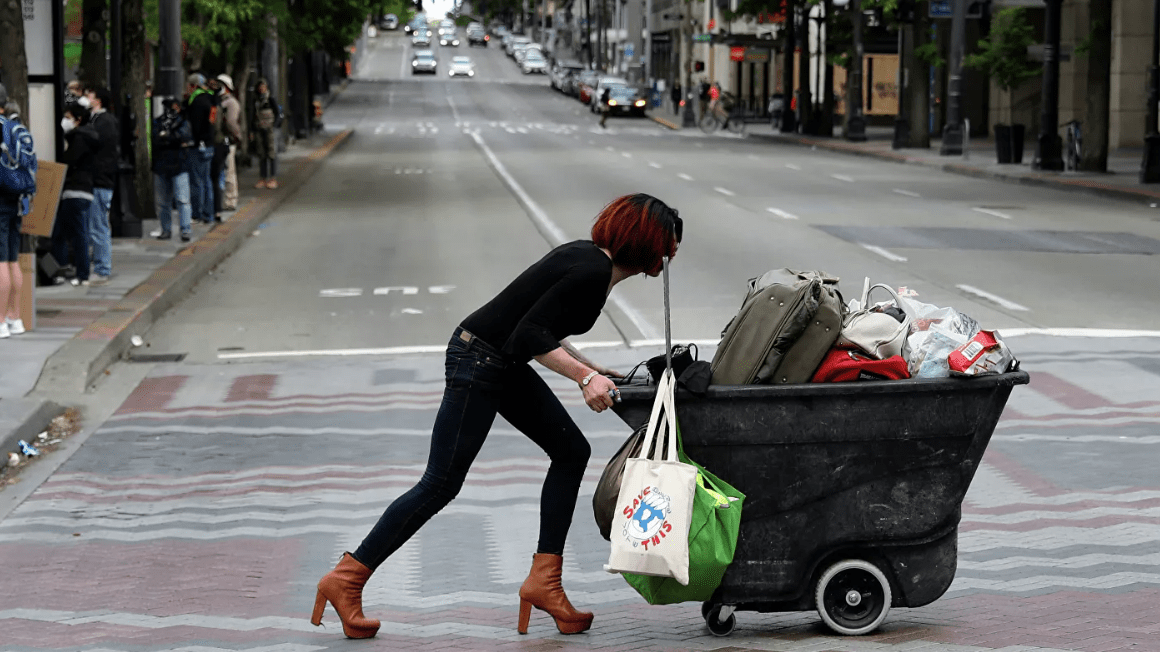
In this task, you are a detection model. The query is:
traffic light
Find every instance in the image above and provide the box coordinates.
[694,60,705,72]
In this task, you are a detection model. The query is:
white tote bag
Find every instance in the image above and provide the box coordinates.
[605,369,697,585]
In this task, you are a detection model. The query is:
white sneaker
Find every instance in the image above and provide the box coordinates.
[6,318,25,335]
[0,322,9,339]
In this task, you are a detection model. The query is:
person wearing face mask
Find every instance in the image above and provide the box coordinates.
[151,97,194,241]
[51,101,101,286]
[83,87,119,285]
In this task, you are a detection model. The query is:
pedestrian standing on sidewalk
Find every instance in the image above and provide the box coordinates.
[84,87,119,285]
[671,81,682,117]
[151,97,194,242]
[51,101,100,287]
[185,74,217,224]
[215,74,243,212]
[0,84,38,339]
[250,79,281,190]
[311,193,683,640]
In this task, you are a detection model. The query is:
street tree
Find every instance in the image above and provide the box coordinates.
[1080,0,1111,172]
[124,0,153,219]
[0,0,30,122]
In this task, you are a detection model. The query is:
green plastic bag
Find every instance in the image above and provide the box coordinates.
[623,426,745,605]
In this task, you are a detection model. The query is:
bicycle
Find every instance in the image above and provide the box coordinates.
[699,93,747,135]
[1063,120,1082,171]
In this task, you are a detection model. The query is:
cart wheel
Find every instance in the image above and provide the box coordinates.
[704,604,736,637]
[700,601,714,620]
[815,559,892,636]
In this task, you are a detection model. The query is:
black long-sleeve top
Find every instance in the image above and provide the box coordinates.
[460,240,613,363]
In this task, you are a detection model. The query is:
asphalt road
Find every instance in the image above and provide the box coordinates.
[3,29,1158,652]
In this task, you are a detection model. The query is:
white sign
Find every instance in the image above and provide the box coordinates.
[23,0,54,77]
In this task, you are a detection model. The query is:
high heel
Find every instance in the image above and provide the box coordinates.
[311,552,380,639]
[516,553,594,635]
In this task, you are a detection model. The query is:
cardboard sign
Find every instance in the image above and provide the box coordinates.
[20,160,67,237]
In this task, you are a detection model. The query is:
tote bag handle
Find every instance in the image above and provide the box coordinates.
[637,369,679,463]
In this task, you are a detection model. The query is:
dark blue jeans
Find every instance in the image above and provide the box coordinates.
[51,198,91,282]
[354,327,591,570]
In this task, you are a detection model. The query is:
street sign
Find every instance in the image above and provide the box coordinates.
[730,47,746,62]
[693,34,712,42]
[624,43,634,60]
[929,0,952,17]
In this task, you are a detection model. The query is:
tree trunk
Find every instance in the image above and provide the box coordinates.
[1081,0,1111,172]
[906,17,931,148]
[80,0,109,88]
[123,0,153,219]
[820,0,834,137]
[233,41,255,165]
[188,14,207,73]
[0,0,30,121]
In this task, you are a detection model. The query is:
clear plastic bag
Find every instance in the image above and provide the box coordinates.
[899,296,981,338]
[907,328,968,378]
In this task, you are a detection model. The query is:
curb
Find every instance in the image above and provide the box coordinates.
[0,399,63,462]
[651,115,681,131]
[749,132,1160,206]
[33,129,354,396]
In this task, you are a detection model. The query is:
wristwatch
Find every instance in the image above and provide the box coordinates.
[580,370,600,386]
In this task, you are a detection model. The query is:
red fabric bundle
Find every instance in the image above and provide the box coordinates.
[811,348,910,383]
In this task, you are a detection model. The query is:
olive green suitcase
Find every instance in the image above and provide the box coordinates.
[710,269,845,385]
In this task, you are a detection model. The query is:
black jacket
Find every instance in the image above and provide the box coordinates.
[89,110,120,189]
[187,90,217,146]
[152,112,193,178]
[61,124,101,195]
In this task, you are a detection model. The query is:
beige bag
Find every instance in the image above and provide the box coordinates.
[605,369,697,585]
[837,278,915,360]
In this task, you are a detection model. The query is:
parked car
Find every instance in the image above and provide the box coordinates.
[412,29,432,46]
[379,14,399,30]
[521,50,548,74]
[439,30,460,46]
[576,69,601,104]
[550,61,584,92]
[411,49,437,74]
[448,56,476,77]
[467,28,489,47]
[507,36,530,57]
[601,85,649,117]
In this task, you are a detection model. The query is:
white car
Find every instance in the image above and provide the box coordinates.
[589,75,630,111]
[439,30,460,46]
[521,51,548,74]
[507,36,530,57]
[448,56,475,77]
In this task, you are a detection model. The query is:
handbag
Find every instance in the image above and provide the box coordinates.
[837,277,915,360]
[645,343,697,382]
[593,423,647,541]
[812,348,910,383]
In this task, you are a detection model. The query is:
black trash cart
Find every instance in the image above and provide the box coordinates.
[610,370,1030,636]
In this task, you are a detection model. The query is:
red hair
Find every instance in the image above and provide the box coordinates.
[591,194,681,275]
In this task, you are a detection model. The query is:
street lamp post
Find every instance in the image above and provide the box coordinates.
[781,0,797,133]
[1033,0,1064,170]
[892,8,911,149]
[846,0,867,141]
[1142,0,1160,181]
[682,6,697,127]
[940,0,966,155]
[156,0,183,101]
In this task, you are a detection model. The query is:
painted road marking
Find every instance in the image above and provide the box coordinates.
[766,207,800,220]
[428,285,456,294]
[893,188,921,198]
[785,163,802,170]
[860,243,908,262]
[831,174,855,182]
[677,173,694,181]
[469,131,657,340]
[957,284,1030,311]
[621,152,632,158]
[974,207,1013,220]
[713,187,735,196]
[374,287,420,296]
[648,161,662,168]
[319,288,363,298]
[401,308,424,315]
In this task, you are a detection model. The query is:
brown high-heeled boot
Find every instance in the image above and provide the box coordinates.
[311,552,381,639]
[517,553,594,635]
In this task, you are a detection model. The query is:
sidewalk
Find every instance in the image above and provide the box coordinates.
[0,129,352,458]
[652,116,1160,205]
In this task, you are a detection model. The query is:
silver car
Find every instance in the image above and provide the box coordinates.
[411,50,437,74]
[439,30,460,47]
[522,51,548,74]
[448,56,475,77]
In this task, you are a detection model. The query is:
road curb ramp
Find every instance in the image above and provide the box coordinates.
[33,130,354,396]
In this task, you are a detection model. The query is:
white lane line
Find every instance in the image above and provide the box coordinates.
[1001,327,1160,338]
[469,131,658,341]
[446,95,462,123]
[648,161,662,169]
[373,286,420,295]
[621,151,632,158]
[956,284,1030,311]
[859,243,908,262]
[319,288,363,298]
[830,174,855,182]
[973,207,1013,220]
[606,146,616,152]
[677,173,694,181]
[374,123,385,134]
[713,187,735,196]
[785,163,802,170]
[893,188,921,198]
[766,207,799,220]
[214,339,698,361]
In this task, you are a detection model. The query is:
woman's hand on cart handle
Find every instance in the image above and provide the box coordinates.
[582,374,619,413]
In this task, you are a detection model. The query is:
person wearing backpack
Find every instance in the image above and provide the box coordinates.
[0,84,38,338]
[51,100,101,286]
[185,73,217,224]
